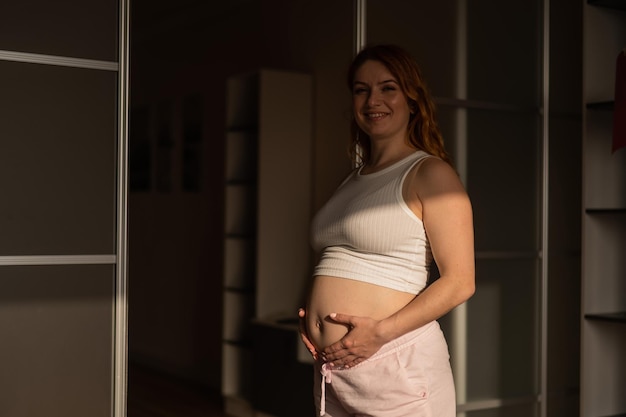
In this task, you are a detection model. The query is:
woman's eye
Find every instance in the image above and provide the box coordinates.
[382,85,396,92]
[353,88,367,94]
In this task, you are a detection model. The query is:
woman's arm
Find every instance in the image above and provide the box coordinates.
[321,158,475,368]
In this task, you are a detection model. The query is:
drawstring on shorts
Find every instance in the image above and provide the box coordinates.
[319,363,333,416]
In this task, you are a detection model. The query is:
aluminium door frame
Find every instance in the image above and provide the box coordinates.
[114,0,130,415]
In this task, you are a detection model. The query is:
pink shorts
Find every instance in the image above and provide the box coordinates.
[313,321,455,417]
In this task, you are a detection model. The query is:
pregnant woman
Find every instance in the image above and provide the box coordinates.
[299,44,475,417]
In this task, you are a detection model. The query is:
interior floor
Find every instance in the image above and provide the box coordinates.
[128,364,227,417]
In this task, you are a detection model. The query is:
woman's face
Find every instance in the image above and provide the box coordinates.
[352,60,411,144]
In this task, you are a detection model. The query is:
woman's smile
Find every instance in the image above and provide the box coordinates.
[364,111,390,120]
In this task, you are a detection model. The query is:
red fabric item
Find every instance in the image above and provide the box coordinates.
[613,50,626,153]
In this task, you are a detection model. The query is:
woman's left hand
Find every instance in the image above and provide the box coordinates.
[321,313,387,369]
[298,308,319,360]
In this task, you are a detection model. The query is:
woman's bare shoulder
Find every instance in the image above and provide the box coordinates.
[410,156,465,195]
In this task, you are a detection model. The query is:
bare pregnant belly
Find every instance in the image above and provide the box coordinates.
[306,275,416,351]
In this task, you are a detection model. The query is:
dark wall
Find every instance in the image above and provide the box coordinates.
[128,0,353,392]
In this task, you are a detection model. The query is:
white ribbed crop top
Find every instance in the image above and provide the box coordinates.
[311,151,434,294]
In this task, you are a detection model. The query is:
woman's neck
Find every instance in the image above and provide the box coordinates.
[362,144,416,174]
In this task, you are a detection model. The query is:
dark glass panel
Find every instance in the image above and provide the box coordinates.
[0,0,118,61]
[0,265,114,417]
[0,61,117,255]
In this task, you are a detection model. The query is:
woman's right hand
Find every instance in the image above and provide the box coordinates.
[298,308,319,360]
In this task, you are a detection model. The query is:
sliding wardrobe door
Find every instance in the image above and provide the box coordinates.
[366,1,544,415]
[0,1,129,416]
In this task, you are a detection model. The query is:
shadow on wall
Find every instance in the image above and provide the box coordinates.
[127,0,353,402]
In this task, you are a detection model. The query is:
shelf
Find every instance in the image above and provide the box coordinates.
[226,125,258,133]
[225,232,256,239]
[588,0,626,11]
[222,70,313,407]
[226,179,256,186]
[223,339,253,348]
[582,2,626,416]
[432,96,538,113]
[584,311,626,322]
[585,208,626,214]
[586,101,614,111]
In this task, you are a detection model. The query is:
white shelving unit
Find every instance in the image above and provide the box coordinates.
[581,2,626,417]
[221,69,312,413]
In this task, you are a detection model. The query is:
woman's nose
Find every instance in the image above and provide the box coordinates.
[367,91,381,106]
